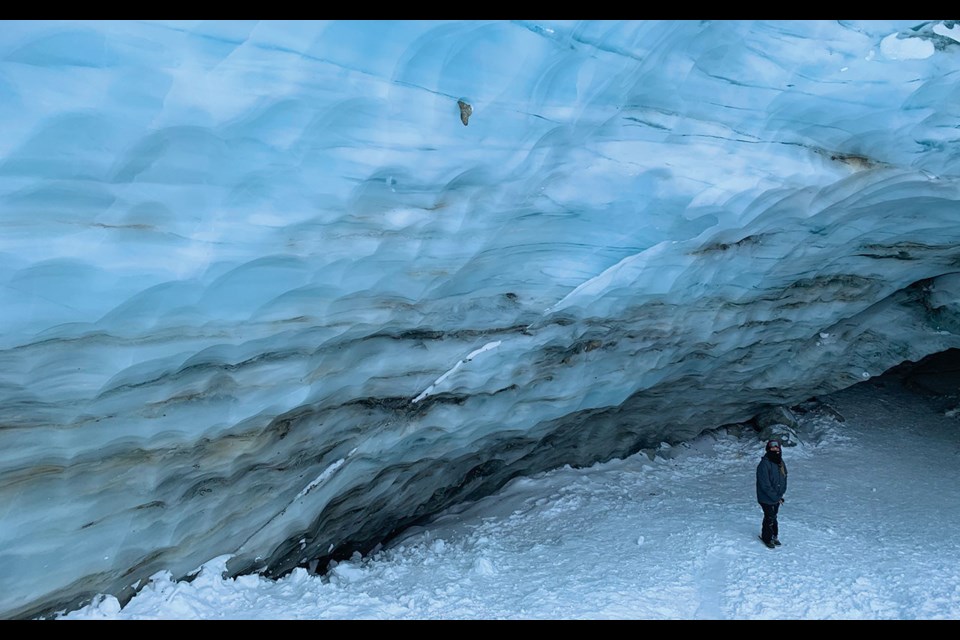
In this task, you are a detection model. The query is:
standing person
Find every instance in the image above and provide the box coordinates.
[756,439,788,549]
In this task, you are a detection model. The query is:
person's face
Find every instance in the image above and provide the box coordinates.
[767,444,780,453]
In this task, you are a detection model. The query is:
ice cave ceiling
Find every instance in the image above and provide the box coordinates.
[1,20,959,618]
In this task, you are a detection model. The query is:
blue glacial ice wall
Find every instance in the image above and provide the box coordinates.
[2,20,960,618]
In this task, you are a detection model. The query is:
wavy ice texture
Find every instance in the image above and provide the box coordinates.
[1,19,960,618]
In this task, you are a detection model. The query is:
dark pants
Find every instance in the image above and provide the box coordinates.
[760,502,780,542]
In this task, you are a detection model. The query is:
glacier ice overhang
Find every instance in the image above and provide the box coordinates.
[1,19,960,618]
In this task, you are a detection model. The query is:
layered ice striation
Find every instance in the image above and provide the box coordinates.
[2,20,960,618]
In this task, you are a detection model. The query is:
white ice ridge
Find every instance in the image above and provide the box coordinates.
[880,32,935,60]
[412,341,503,404]
[933,21,960,44]
[545,240,685,315]
[294,451,354,501]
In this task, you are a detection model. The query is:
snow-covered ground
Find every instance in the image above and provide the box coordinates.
[58,373,960,620]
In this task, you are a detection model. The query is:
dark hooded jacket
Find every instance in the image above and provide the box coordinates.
[756,451,788,505]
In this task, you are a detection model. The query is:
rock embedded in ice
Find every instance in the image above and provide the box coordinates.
[457,99,473,126]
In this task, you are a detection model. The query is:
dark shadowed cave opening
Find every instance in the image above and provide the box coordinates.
[875,348,960,403]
